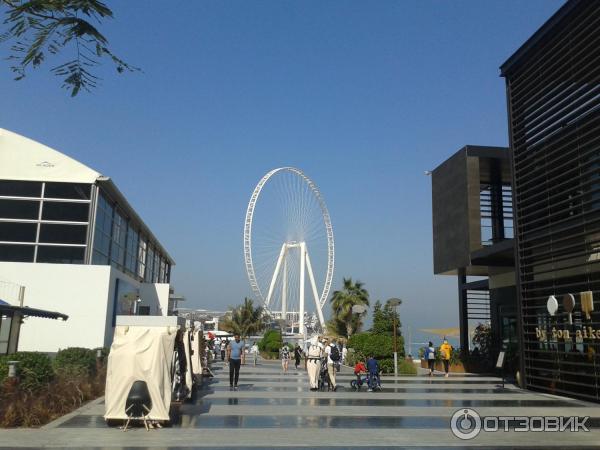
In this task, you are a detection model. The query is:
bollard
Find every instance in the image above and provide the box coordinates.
[96,348,104,372]
[7,360,19,378]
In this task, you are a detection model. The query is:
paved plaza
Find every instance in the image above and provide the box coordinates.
[2,360,600,449]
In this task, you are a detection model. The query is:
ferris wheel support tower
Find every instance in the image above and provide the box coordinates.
[265,241,326,331]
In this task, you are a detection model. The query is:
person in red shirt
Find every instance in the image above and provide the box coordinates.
[354,361,367,386]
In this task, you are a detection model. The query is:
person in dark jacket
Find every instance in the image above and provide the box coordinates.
[366,355,379,392]
[294,344,303,370]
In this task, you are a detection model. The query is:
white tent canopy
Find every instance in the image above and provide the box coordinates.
[0,128,101,183]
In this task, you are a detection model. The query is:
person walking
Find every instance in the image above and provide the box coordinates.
[341,345,348,366]
[294,344,303,370]
[306,337,323,391]
[220,339,227,361]
[281,345,291,374]
[439,339,453,378]
[250,342,259,366]
[324,339,340,391]
[424,341,436,376]
[227,334,244,390]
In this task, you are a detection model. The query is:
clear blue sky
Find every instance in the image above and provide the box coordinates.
[1,1,564,348]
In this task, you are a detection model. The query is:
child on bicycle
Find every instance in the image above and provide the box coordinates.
[354,360,367,386]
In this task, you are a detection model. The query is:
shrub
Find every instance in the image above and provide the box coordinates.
[376,357,417,375]
[399,358,417,375]
[258,330,281,353]
[53,347,97,376]
[0,352,54,390]
[345,348,360,367]
[0,367,106,427]
[348,332,399,360]
[378,358,394,374]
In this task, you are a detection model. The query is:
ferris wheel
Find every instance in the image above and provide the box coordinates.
[243,167,334,332]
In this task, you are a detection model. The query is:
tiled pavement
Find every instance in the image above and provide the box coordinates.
[2,359,600,448]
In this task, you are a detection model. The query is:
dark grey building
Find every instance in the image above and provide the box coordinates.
[501,0,600,402]
[432,145,517,365]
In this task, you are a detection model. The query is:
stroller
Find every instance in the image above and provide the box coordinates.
[318,357,332,391]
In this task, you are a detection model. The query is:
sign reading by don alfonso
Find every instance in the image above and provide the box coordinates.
[536,327,600,341]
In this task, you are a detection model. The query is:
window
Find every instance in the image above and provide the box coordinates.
[137,238,147,279]
[0,199,40,220]
[0,316,12,354]
[153,252,160,283]
[0,222,37,242]
[110,211,126,267]
[138,306,151,316]
[0,180,42,197]
[37,246,85,264]
[145,246,155,282]
[39,223,87,244]
[0,244,34,262]
[92,192,113,264]
[159,258,166,283]
[124,226,139,275]
[44,182,91,200]
[42,202,89,222]
[92,249,109,265]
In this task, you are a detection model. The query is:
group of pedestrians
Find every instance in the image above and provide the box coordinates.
[220,334,352,392]
[305,336,344,391]
[423,338,454,377]
[279,343,304,373]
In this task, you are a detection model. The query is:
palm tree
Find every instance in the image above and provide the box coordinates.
[220,298,268,364]
[329,278,370,338]
[220,298,268,338]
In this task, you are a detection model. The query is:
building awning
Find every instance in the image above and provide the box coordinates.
[0,300,68,321]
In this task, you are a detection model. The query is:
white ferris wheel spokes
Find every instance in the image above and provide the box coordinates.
[243,167,334,333]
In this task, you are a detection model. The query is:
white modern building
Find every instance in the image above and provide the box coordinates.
[0,128,176,352]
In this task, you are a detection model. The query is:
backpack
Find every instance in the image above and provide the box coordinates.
[329,345,341,362]
[427,346,435,360]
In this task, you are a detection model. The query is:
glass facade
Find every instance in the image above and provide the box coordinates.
[91,190,172,283]
[0,180,172,284]
[0,180,90,263]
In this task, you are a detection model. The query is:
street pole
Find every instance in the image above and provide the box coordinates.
[393,314,398,378]
[386,298,402,378]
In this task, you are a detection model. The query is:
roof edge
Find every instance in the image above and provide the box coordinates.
[500,0,580,77]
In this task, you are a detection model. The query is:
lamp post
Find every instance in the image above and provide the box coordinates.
[387,298,402,377]
[351,304,367,337]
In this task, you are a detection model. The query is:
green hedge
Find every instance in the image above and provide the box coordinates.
[0,352,54,389]
[258,330,282,353]
[348,332,403,360]
[379,358,394,374]
[54,347,97,375]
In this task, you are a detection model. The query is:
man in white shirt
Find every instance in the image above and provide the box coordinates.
[324,339,338,391]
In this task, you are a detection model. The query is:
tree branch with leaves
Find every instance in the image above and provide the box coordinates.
[0,0,139,96]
